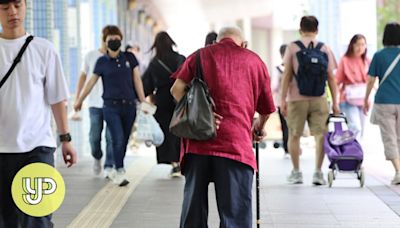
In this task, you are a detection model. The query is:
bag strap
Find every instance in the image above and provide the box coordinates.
[0,35,34,89]
[157,58,173,74]
[380,52,400,85]
[194,50,215,109]
[315,42,324,50]
[294,40,306,50]
[276,65,283,74]
[195,50,205,81]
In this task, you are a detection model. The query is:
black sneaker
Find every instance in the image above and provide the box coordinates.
[170,165,182,177]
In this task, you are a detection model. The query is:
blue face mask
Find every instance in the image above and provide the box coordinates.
[107,39,121,52]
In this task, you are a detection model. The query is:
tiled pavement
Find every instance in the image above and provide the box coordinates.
[51,116,400,228]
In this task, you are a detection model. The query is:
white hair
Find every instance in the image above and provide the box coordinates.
[217,27,244,42]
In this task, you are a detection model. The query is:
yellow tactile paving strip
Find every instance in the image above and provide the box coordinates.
[67,156,155,228]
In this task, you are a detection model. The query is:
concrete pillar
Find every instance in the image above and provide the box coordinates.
[238,17,252,49]
[270,27,284,71]
[251,28,269,66]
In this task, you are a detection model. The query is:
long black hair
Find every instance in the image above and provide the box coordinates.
[150,31,176,60]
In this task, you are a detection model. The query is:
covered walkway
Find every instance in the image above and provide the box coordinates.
[52,116,400,227]
[7,1,399,227]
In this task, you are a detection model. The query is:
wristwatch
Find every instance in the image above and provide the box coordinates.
[59,133,72,142]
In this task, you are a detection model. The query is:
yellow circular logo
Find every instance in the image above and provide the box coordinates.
[11,163,65,217]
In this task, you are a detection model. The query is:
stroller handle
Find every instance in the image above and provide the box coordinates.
[326,113,348,125]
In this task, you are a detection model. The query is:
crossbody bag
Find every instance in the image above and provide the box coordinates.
[370,51,400,124]
[157,58,173,74]
[0,35,34,90]
[379,52,400,86]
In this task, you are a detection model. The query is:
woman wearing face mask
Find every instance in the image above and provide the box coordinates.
[74,25,145,186]
[336,34,370,139]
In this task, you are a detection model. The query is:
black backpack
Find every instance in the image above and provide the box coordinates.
[294,40,328,96]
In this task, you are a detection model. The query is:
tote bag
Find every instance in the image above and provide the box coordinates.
[169,51,216,140]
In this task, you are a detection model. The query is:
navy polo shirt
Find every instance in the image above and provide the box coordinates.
[94,51,139,100]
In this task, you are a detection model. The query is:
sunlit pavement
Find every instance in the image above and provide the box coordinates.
[51,114,400,228]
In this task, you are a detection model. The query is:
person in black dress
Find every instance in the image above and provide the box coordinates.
[142,31,185,177]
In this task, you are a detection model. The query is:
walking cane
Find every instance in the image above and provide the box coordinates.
[255,141,261,228]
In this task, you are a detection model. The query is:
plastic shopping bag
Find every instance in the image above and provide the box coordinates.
[148,115,164,147]
[135,103,164,147]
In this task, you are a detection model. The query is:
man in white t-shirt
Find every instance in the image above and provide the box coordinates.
[74,27,114,177]
[0,1,77,227]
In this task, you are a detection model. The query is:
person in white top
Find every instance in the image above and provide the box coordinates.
[74,26,114,177]
[271,44,289,156]
[0,0,77,227]
[126,43,148,73]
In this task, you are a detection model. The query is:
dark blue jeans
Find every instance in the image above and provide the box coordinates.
[0,147,55,228]
[180,154,254,228]
[103,99,136,170]
[89,107,114,168]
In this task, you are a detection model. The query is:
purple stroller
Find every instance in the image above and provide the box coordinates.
[324,114,364,187]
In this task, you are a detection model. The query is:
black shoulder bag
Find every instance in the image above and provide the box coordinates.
[0,35,34,90]
[169,50,216,140]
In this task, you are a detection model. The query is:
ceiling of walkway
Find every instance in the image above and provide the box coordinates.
[135,0,305,56]
[144,0,274,28]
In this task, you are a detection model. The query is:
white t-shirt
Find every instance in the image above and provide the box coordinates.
[0,34,69,153]
[81,50,104,108]
[271,64,284,106]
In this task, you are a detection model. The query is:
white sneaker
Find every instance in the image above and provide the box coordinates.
[93,159,102,175]
[287,170,303,184]
[104,167,116,179]
[312,170,327,185]
[112,169,129,187]
[391,172,400,185]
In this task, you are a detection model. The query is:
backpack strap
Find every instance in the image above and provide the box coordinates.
[295,40,324,50]
[276,65,284,74]
[315,42,324,50]
[294,40,306,50]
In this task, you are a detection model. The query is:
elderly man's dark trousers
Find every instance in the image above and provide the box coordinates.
[0,147,55,228]
[180,153,254,228]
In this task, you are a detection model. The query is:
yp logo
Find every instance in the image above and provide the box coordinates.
[12,163,65,217]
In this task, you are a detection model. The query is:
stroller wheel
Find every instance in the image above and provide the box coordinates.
[359,168,365,187]
[328,171,333,188]
[273,141,281,148]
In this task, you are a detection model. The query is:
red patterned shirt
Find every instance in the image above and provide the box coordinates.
[172,38,275,170]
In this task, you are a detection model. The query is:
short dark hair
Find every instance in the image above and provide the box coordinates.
[102,25,123,42]
[383,22,400,46]
[279,44,287,58]
[0,0,24,4]
[300,16,319,33]
[205,31,217,46]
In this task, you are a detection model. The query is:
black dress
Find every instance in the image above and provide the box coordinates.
[142,51,186,164]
